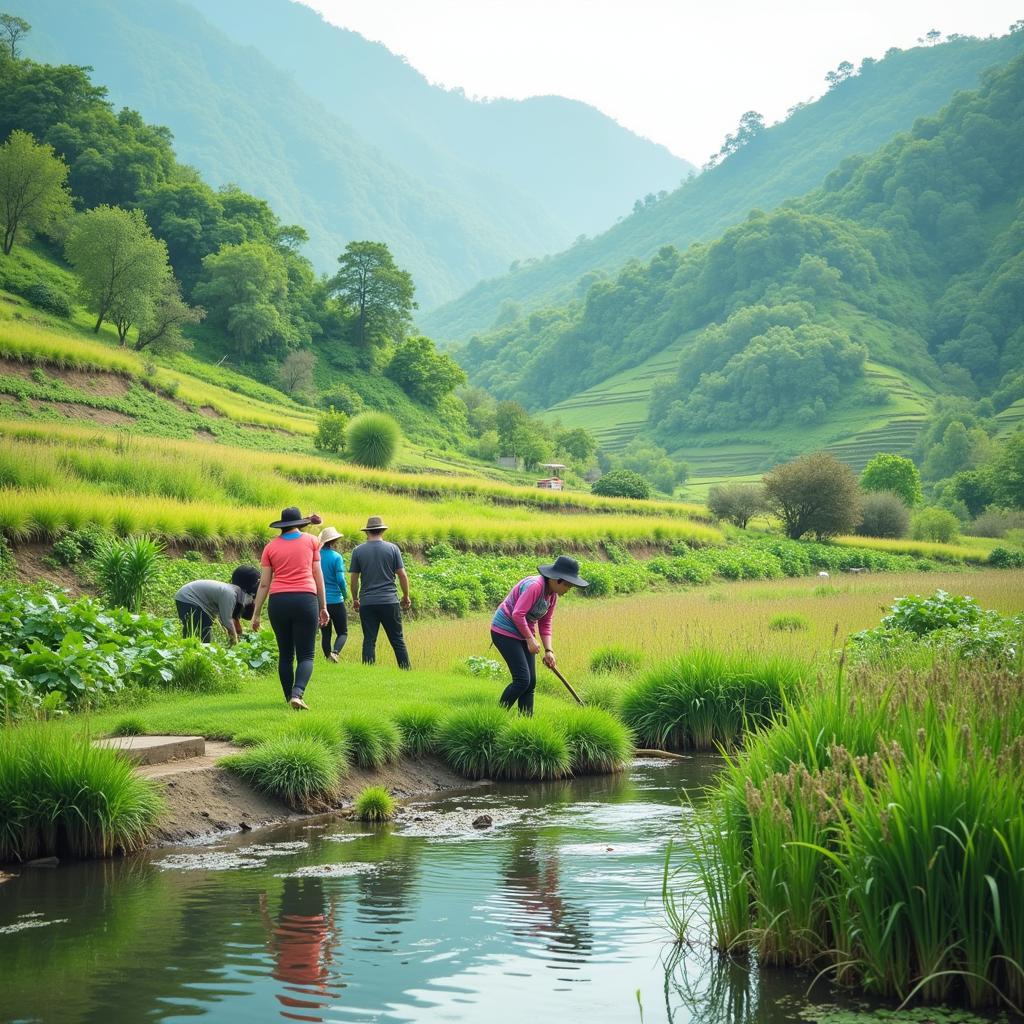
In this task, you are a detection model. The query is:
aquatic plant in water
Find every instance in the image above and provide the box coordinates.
[354,785,396,822]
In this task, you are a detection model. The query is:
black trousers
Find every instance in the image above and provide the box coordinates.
[321,602,348,656]
[359,603,410,669]
[491,628,537,715]
[176,600,213,644]
[268,592,319,701]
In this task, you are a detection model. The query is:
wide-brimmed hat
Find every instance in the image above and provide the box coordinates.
[538,555,589,588]
[318,526,343,546]
[360,515,389,532]
[270,506,313,529]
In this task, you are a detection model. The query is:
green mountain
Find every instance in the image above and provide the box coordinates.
[10,0,689,311]
[423,32,1024,341]
[458,50,1024,485]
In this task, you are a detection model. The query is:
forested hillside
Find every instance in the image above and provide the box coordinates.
[9,0,689,310]
[425,31,1024,340]
[458,50,1024,477]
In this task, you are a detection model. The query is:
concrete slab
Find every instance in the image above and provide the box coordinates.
[94,735,205,766]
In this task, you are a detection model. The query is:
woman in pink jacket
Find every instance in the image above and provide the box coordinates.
[489,555,588,715]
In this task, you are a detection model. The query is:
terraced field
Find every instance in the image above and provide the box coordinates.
[996,397,1024,435]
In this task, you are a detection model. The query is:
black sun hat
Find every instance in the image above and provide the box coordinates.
[269,507,315,530]
[538,555,589,588]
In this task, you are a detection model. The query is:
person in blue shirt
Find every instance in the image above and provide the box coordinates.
[317,526,348,662]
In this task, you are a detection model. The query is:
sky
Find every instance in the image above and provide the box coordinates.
[302,1,1022,164]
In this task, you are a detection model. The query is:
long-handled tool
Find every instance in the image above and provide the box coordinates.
[547,663,585,706]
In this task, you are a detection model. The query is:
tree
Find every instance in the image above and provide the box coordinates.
[331,241,415,350]
[989,433,1024,509]
[556,427,597,465]
[592,469,652,500]
[707,483,767,528]
[0,13,29,59]
[385,335,467,406]
[859,453,922,507]
[763,452,862,540]
[314,407,347,454]
[911,507,959,543]
[276,349,316,399]
[0,130,72,254]
[855,491,910,539]
[717,111,765,160]
[65,205,170,339]
[134,278,203,354]
[613,438,687,494]
[193,241,290,356]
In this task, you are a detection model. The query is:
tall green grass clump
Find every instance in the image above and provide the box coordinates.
[394,705,442,758]
[555,707,633,774]
[589,645,643,675]
[91,534,164,613]
[767,613,809,632]
[437,706,508,779]
[353,785,396,823]
[220,737,341,811]
[0,726,164,860]
[345,412,401,469]
[341,713,402,769]
[621,649,807,751]
[492,717,571,780]
[281,717,351,773]
[687,663,1024,1010]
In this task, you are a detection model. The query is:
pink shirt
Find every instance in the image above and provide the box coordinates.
[261,533,320,595]
[491,575,557,644]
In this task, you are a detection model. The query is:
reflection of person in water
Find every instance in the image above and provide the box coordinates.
[259,878,341,1022]
[501,838,592,960]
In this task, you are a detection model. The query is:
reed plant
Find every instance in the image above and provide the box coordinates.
[219,736,342,811]
[553,706,633,774]
[620,648,807,751]
[437,706,508,779]
[341,713,402,769]
[91,535,165,613]
[393,705,442,758]
[492,716,572,781]
[589,645,643,675]
[687,662,1024,1010]
[0,725,164,860]
[353,785,396,823]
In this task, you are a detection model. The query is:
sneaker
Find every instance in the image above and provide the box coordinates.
[289,697,310,711]
[328,652,339,663]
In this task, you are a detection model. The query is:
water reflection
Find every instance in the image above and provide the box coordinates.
[259,879,342,1022]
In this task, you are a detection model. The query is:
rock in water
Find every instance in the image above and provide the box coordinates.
[472,814,493,830]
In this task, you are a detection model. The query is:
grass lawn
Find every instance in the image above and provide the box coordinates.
[80,568,1024,745]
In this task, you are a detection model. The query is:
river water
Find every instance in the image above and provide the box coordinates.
[2,757,870,1024]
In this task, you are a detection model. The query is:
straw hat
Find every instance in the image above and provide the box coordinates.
[318,526,343,546]
[360,515,389,532]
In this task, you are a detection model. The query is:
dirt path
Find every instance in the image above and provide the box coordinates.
[139,744,477,846]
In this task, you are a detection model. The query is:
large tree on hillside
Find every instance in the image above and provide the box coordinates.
[386,334,466,406]
[763,451,862,540]
[65,205,170,339]
[0,13,29,60]
[331,241,415,350]
[0,129,72,254]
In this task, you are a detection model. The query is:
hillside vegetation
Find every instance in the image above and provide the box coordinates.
[459,48,1024,484]
[12,0,688,309]
[424,31,1024,340]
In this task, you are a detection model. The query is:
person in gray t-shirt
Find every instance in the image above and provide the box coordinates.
[348,515,411,669]
[174,567,259,644]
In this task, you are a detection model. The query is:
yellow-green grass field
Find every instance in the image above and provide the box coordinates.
[79,568,1024,745]
[0,420,720,550]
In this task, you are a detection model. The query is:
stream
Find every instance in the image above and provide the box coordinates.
[1,757,898,1023]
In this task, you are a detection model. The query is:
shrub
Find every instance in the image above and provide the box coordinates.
[394,705,442,758]
[92,534,165,613]
[591,469,651,499]
[971,507,1024,538]
[910,507,960,543]
[437,706,508,779]
[220,737,341,811]
[23,282,73,318]
[318,383,364,416]
[620,649,807,751]
[706,483,767,528]
[555,707,632,774]
[341,713,401,768]
[314,407,348,454]
[768,613,809,632]
[855,490,910,538]
[589,645,643,675]
[988,546,1024,568]
[492,717,571,780]
[0,725,164,860]
[354,785,396,822]
[345,412,401,469]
